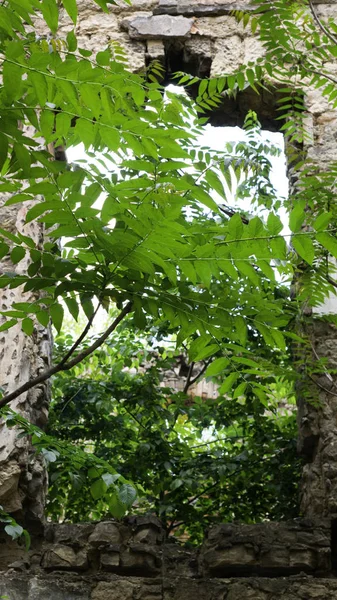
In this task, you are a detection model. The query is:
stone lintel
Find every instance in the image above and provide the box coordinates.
[121,14,194,38]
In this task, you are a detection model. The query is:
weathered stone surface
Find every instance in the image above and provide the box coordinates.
[0,197,52,528]
[91,580,135,600]
[120,545,160,574]
[163,575,337,600]
[121,15,194,38]
[0,460,21,513]
[41,544,88,570]
[100,550,120,570]
[50,523,95,545]
[154,0,252,16]
[200,521,331,576]
[88,522,122,547]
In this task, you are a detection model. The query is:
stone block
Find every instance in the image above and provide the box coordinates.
[41,544,88,571]
[50,523,94,545]
[211,36,244,75]
[121,14,194,38]
[192,15,243,38]
[146,40,165,60]
[89,522,122,547]
[200,520,331,576]
[100,550,120,571]
[91,580,135,600]
[120,545,160,574]
[202,544,257,573]
[163,545,198,578]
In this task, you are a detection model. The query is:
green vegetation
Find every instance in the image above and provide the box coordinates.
[0,0,337,541]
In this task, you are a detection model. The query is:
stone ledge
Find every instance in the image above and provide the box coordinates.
[0,518,332,580]
[153,0,252,17]
[121,14,195,38]
[2,573,337,600]
[201,520,331,577]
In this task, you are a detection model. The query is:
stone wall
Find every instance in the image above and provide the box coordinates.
[2,1,337,598]
[0,198,51,531]
[0,518,336,599]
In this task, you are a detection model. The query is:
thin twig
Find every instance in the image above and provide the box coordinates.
[58,303,101,367]
[219,204,249,224]
[308,373,337,397]
[308,0,337,45]
[0,302,132,408]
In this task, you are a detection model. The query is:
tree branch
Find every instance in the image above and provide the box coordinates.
[188,358,213,388]
[58,302,101,368]
[183,361,195,394]
[308,0,337,46]
[0,302,132,409]
[219,204,249,224]
[308,373,337,397]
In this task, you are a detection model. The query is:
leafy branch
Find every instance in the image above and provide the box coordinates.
[0,302,132,408]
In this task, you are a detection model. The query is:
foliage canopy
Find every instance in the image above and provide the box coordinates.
[0,0,337,538]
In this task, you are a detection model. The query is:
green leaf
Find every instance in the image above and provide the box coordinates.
[40,0,59,33]
[267,212,283,235]
[62,0,77,24]
[289,204,305,233]
[316,232,337,258]
[22,318,34,336]
[109,493,126,519]
[5,524,24,541]
[219,372,239,395]
[66,29,77,51]
[205,357,230,377]
[64,297,79,321]
[314,212,332,232]
[170,478,183,491]
[102,473,121,487]
[50,303,64,333]
[10,246,25,264]
[36,311,50,327]
[227,213,243,240]
[0,134,9,172]
[118,483,137,507]
[292,235,315,265]
[0,319,17,332]
[90,478,107,500]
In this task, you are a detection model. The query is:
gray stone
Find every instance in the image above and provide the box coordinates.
[91,580,134,600]
[88,522,122,546]
[121,15,194,39]
[120,546,159,574]
[154,0,252,17]
[100,551,120,570]
[41,544,88,571]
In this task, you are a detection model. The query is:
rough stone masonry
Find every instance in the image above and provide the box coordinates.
[2,0,337,597]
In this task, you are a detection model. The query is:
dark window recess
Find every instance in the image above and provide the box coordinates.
[146,39,305,133]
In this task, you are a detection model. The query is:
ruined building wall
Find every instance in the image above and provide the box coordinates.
[2,0,337,597]
[0,199,51,530]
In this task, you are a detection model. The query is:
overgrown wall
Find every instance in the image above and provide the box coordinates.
[2,0,337,597]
